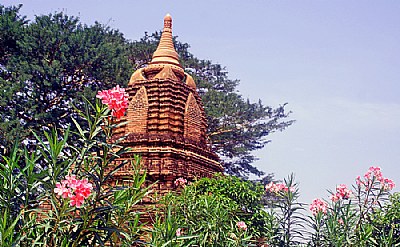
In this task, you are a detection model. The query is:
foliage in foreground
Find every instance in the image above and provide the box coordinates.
[151,170,398,247]
[150,175,275,246]
[0,93,151,246]
[307,167,398,246]
[0,87,398,246]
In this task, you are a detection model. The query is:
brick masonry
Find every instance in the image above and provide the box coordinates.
[110,15,223,199]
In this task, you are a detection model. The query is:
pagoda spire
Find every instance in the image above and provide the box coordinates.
[149,14,181,67]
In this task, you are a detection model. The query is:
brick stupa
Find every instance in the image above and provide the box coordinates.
[112,14,223,197]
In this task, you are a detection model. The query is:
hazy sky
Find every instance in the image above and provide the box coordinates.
[4,0,400,203]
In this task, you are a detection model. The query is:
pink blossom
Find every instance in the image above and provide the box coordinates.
[70,194,85,207]
[96,85,129,119]
[336,184,352,199]
[338,218,344,225]
[357,166,395,192]
[174,177,187,188]
[330,194,340,202]
[356,176,362,186]
[310,198,328,215]
[265,182,294,194]
[382,178,395,191]
[364,166,383,182]
[54,175,93,208]
[265,182,275,192]
[276,183,288,192]
[330,184,352,202]
[54,182,71,198]
[236,221,247,231]
[65,175,78,189]
[176,228,182,237]
[75,178,93,198]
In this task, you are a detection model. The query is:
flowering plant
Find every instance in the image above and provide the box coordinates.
[1,85,398,246]
[174,177,187,188]
[265,181,295,194]
[308,166,397,246]
[0,88,152,247]
[96,85,129,118]
[151,174,261,246]
[54,175,93,207]
[310,198,328,216]
[265,174,305,246]
[236,221,248,231]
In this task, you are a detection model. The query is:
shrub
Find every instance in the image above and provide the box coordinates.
[308,166,397,246]
[0,86,152,246]
[1,85,398,246]
[150,174,274,246]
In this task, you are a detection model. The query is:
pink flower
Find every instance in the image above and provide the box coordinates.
[54,182,71,198]
[338,218,344,225]
[357,166,395,192]
[364,166,383,182]
[65,175,78,189]
[330,184,352,202]
[382,178,395,191]
[54,175,93,208]
[236,221,247,231]
[70,194,85,207]
[96,85,129,119]
[174,177,187,188]
[276,183,288,192]
[265,182,294,194]
[336,184,352,199]
[330,194,340,202]
[176,228,182,237]
[265,182,275,192]
[75,178,93,198]
[310,198,328,215]
[356,176,362,186]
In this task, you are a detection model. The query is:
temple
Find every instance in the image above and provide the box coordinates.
[111,14,223,197]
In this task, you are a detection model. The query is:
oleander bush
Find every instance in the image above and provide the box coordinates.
[149,174,272,246]
[307,166,397,247]
[0,86,152,246]
[0,87,398,246]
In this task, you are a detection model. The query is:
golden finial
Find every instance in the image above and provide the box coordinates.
[164,13,172,30]
[149,14,181,67]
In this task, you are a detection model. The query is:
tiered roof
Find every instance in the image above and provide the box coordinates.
[112,14,222,196]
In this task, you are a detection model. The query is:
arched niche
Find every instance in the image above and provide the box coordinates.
[127,86,148,133]
[184,93,202,140]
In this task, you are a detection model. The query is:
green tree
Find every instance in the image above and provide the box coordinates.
[0,4,27,152]
[1,5,294,178]
[0,5,133,152]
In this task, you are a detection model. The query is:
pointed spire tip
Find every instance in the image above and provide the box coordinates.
[148,14,180,67]
[164,14,172,30]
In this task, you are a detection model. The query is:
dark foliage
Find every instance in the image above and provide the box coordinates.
[0,5,294,177]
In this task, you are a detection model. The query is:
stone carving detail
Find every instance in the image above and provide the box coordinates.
[128,68,146,85]
[185,73,196,89]
[154,65,179,81]
[184,92,202,140]
[127,86,148,133]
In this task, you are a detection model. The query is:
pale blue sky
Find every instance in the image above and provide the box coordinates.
[4,0,400,203]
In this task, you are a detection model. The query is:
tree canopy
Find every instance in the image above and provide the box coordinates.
[0,5,294,178]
